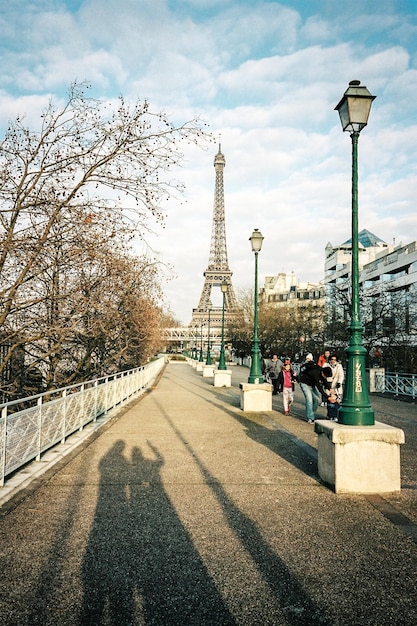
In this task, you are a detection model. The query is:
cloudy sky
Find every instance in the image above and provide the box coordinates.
[1,0,416,324]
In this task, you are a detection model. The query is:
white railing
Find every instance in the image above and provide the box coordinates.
[383,372,417,400]
[367,368,417,400]
[0,356,165,486]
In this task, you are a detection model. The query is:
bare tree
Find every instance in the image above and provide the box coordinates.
[0,83,210,397]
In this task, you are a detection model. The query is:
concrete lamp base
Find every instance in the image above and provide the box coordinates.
[213,370,232,387]
[203,365,215,377]
[315,420,405,494]
[239,382,273,411]
[196,362,204,372]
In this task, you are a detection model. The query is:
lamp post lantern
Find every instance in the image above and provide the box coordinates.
[218,282,228,370]
[335,80,376,426]
[248,229,264,384]
[205,300,213,365]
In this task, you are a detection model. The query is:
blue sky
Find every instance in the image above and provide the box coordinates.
[1,0,417,324]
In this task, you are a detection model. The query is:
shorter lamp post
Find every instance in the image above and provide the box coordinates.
[335,79,376,426]
[218,282,228,370]
[205,300,213,365]
[199,316,204,362]
[248,229,264,384]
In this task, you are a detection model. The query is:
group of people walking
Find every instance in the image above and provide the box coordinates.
[263,350,344,424]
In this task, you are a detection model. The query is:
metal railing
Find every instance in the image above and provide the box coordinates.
[366,368,417,400]
[0,356,165,486]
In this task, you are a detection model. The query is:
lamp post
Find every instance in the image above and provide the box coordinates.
[194,325,198,359]
[248,229,264,384]
[335,79,376,426]
[205,300,213,365]
[199,315,204,362]
[218,282,228,370]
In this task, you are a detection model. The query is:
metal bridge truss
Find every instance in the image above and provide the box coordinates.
[161,326,225,346]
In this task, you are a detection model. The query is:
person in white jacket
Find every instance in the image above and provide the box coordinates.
[329,354,344,401]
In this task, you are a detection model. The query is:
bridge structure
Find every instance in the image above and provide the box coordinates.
[161,307,229,354]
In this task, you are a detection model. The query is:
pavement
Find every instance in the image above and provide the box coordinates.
[0,361,416,626]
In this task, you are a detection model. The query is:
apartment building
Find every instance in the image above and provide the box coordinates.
[260,272,325,310]
[324,229,417,368]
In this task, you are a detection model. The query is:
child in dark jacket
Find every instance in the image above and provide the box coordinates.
[326,391,340,421]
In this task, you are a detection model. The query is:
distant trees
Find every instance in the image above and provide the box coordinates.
[227,287,325,361]
[0,83,209,398]
[324,283,417,371]
[259,302,325,360]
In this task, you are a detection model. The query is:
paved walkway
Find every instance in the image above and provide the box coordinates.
[0,362,416,626]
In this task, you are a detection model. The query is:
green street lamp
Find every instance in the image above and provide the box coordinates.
[335,79,376,426]
[218,282,228,370]
[193,325,198,359]
[205,300,213,365]
[248,229,264,384]
[199,315,204,362]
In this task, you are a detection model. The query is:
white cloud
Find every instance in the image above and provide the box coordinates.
[0,0,416,323]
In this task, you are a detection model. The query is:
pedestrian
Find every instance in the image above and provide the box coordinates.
[277,362,297,415]
[261,353,269,376]
[326,391,340,421]
[329,354,344,401]
[319,365,333,406]
[317,349,331,368]
[298,353,323,424]
[265,354,283,395]
[370,346,383,367]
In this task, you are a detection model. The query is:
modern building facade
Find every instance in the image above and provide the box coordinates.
[324,229,417,369]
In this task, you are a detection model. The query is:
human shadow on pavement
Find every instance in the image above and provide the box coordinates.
[79,440,236,625]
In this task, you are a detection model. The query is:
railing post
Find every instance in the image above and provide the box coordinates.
[62,389,67,444]
[80,384,85,431]
[0,406,7,486]
[94,379,98,421]
[104,376,109,414]
[36,396,43,461]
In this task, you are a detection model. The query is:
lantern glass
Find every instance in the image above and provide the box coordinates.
[249,228,264,253]
[335,80,376,133]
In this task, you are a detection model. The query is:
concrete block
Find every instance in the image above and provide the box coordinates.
[196,362,204,372]
[202,365,215,377]
[239,382,273,411]
[315,420,405,494]
[213,370,232,387]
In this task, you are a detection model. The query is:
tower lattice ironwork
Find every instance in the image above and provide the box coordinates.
[190,145,238,329]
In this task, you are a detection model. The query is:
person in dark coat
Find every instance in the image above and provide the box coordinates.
[265,354,283,395]
[298,353,323,423]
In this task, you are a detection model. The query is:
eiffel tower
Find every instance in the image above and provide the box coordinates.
[190,144,238,330]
